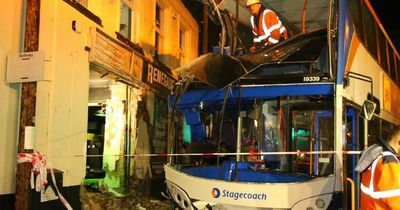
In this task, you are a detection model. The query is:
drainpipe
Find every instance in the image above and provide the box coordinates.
[16,0,40,209]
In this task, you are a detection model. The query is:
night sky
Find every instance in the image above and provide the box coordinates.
[370,0,400,52]
[181,0,399,53]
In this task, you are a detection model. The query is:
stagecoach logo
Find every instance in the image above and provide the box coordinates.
[211,187,267,201]
[211,188,220,198]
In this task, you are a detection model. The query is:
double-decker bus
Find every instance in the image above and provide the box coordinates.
[163,0,400,209]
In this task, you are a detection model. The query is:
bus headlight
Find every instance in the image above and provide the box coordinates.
[291,194,332,210]
[316,198,325,209]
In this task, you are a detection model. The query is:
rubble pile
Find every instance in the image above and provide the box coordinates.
[80,185,173,210]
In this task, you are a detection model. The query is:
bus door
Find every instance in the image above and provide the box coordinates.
[345,108,359,210]
[291,109,333,175]
[345,108,357,181]
[314,109,357,177]
[314,111,334,176]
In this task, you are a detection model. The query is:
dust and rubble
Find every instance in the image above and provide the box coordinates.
[80,184,175,210]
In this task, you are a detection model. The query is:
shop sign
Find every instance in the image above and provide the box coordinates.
[143,62,176,93]
[6,51,47,83]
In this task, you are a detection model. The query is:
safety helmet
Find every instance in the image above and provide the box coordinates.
[246,0,261,7]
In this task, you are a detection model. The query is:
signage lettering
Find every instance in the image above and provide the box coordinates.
[19,53,34,60]
[211,188,267,201]
[303,76,321,82]
[147,64,175,91]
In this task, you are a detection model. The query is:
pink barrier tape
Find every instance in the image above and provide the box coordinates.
[17,152,73,210]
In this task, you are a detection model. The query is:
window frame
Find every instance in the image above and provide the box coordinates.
[155,2,164,59]
[179,25,187,65]
[119,0,136,40]
[76,0,88,7]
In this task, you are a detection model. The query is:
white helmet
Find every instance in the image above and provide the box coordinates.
[246,0,261,7]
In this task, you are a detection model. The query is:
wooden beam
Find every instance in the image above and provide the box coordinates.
[15,0,40,209]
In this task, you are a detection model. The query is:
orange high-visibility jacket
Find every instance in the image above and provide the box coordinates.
[360,151,400,209]
[250,7,287,46]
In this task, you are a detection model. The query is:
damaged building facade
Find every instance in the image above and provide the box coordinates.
[0,0,198,209]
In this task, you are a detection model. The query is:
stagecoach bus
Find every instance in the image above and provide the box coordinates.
[164,0,400,209]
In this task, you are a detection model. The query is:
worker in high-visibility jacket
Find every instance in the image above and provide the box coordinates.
[355,125,400,209]
[246,0,288,53]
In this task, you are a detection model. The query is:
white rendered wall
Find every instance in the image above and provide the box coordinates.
[34,0,95,186]
[0,0,23,195]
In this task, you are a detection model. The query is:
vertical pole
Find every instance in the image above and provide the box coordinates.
[235,116,242,181]
[202,3,208,54]
[236,117,242,163]
[334,84,345,209]
[334,84,343,192]
[15,0,40,209]
[363,119,368,149]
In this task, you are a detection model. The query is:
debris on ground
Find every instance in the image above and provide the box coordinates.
[80,184,174,210]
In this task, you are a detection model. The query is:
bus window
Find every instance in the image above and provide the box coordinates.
[262,102,279,164]
[389,47,396,80]
[397,57,400,85]
[349,0,364,43]
[381,120,395,141]
[377,29,388,73]
[363,4,378,60]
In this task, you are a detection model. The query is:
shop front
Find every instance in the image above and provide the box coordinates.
[86,27,176,198]
[140,59,177,198]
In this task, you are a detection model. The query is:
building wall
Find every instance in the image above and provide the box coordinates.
[0,0,23,195]
[0,0,199,193]
[34,0,95,186]
[137,0,199,69]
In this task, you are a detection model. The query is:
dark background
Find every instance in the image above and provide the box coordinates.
[182,0,400,54]
[370,0,400,52]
